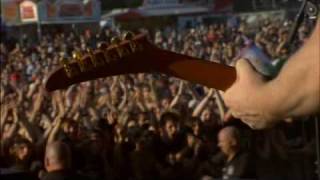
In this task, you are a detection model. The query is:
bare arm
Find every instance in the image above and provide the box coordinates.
[14,108,38,143]
[192,89,214,117]
[118,80,128,110]
[47,116,63,145]
[169,81,184,109]
[269,21,320,117]
[28,87,44,124]
[47,94,65,144]
[224,20,320,129]
[0,104,9,128]
[185,83,201,101]
[149,77,159,102]
[213,90,227,120]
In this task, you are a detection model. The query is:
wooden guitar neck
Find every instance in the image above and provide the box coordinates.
[45,33,236,92]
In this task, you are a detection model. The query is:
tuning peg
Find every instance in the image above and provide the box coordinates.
[73,51,94,72]
[122,31,134,41]
[110,36,128,58]
[97,42,109,49]
[60,57,79,78]
[122,31,138,53]
[87,48,105,67]
[111,36,121,45]
[96,42,112,63]
[72,51,86,72]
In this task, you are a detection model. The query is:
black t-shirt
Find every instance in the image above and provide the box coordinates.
[0,167,38,180]
[221,151,256,180]
[41,170,90,180]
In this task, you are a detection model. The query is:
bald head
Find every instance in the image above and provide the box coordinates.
[218,126,241,156]
[45,141,71,172]
[219,126,240,142]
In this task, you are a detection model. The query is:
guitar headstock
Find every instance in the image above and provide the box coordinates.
[45,32,160,92]
[45,31,237,92]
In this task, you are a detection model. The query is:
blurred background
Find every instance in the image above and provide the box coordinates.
[0,0,311,43]
[1,1,320,180]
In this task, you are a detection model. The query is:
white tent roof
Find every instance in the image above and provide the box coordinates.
[102,3,210,20]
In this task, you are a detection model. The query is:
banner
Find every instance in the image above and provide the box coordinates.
[1,0,20,25]
[38,0,101,24]
[213,0,234,13]
[20,0,38,22]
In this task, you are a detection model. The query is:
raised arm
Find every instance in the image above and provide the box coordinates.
[169,81,184,109]
[213,90,227,121]
[118,80,128,110]
[192,88,214,117]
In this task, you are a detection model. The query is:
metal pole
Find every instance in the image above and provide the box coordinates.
[37,21,41,42]
[315,116,320,180]
[36,2,41,42]
[252,0,257,11]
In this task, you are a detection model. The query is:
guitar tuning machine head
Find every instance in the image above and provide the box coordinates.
[72,51,82,60]
[87,48,105,67]
[72,51,85,72]
[122,31,134,40]
[73,51,93,72]
[97,42,109,49]
[122,31,138,53]
[111,36,121,45]
[60,57,79,78]
[110,36,129,58]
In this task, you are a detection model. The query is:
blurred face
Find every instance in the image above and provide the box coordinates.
[153,106,161,120]
[17,144,30,160]
[39,119,51,130]
[63,122,78,140]
[13,143,31,162]
[165,120,177,139]
[201,109,211,122]
[192,123,200,136]
[218,132,234,156]
[187,134,196,147]
[169,84,178,95]
[142,86,150,98]
[137,74,145,82]
[161,98,170,109]
[138,113,147,126]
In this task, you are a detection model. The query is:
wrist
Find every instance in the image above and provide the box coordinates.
[261,80,292,121]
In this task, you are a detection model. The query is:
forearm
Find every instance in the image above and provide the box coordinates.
[214,90,226,120]
[0,108,8,128]
[192,95,210,117]
[47,121,61,145]
[261,20,320,119]
[169,94,181,109]
[118,89,127,110]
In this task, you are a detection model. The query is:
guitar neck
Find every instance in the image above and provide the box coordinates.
[150,49,237,91]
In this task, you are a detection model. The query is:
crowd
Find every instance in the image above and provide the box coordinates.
[0,16,318,180]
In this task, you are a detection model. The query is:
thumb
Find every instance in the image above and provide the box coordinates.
[235,58,261,81]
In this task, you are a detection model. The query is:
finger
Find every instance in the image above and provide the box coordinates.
[223,110,233,122]
[240,116,270,130]
[235,58,259,81]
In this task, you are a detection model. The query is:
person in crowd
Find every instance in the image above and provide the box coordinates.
[217,126,255,180]
[42,141,89,180]
[0,16,318,180]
